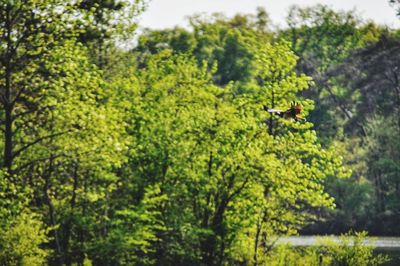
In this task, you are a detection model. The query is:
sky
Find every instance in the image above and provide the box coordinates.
[137,0,400,30]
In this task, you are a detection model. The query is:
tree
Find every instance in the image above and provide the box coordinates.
[338,36,400,234]
[280,4,383,142]
[390,0,400,16]
[122,37,346,264]
[76,0,148,67]
[0,169,50,265]
[0,0,77,174]
[134,12,274,87]
[276,6,399,236]
[0,1,131,264]
[0,211,50,266]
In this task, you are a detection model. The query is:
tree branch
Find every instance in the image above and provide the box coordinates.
[13,152,67,174]
[13,130,71,159]
[227,175,250,203]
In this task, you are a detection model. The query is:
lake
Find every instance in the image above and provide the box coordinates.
[277,236,400,265]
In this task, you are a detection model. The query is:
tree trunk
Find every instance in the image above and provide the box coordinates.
[3,5,14,175]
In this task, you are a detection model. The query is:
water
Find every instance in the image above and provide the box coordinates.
[276,236,400,265]
[277,236,400,248]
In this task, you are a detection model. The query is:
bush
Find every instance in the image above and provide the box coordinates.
[316,231,389,266]
[0,211,51,266]
[264,232,389,266]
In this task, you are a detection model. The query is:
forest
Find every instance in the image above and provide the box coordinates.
[1,0,400,265]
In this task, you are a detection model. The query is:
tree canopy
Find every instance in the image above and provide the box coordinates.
[0,1,399,265]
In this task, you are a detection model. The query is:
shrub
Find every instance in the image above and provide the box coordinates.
[0,211,51,266]
[264,232,389,266]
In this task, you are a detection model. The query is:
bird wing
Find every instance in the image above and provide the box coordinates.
[266,108,283,114]
[294,115,306,122]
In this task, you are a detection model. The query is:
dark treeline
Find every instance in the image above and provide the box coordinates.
[0,0,399,265]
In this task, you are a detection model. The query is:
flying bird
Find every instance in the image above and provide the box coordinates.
[264,101,306,122]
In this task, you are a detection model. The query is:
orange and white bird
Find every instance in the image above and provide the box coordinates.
[263,101,305,122]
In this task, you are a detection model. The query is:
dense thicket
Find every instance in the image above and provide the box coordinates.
[0,0,399,265]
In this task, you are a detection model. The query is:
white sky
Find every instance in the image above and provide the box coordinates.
[137,0,400,30]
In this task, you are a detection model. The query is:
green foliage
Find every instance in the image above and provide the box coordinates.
[0,211,51,266]
[264,232,389,266]
[124,37,347,264]
[1,1,133,264]
[134,12,273,86]
[77,0,148,42]
[283,4,363,67]
[280,4,385,143]
[76,0,148,67]
[263,243,321,266]
[316,232,389,266]
[311,35,400,235]
[3,1,398,265]
[0,172,28,228]
[277,5,400,237]
[88,185,167,265]
[0,170,50,266]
